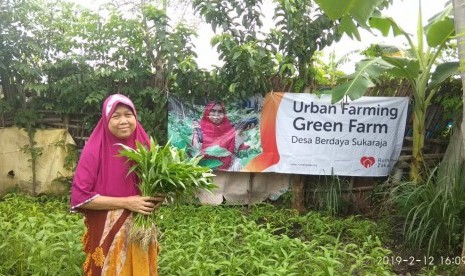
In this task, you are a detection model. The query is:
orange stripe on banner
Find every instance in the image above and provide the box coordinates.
[244,92,284,172]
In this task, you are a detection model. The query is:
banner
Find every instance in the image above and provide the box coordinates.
[167,92,409,176]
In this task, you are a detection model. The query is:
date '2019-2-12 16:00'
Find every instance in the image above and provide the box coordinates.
[378,256,465,266]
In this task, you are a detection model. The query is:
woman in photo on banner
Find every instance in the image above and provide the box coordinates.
[70,94,164,275]
[192,101,257,171]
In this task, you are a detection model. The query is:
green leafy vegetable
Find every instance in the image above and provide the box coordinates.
[118,137,216,248]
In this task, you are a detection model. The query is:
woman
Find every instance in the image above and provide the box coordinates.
[192,101,251,171]
[71,94,164,275]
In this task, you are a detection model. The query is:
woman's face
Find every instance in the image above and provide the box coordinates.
[208,104,224,125]
[108,104,137,139]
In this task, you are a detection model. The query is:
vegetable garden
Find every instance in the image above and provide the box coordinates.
[1,193,460,275]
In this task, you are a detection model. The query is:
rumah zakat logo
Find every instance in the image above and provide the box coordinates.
[360,156,375,168]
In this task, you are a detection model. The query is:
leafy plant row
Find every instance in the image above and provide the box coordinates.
[157,204,395,275]
[0,193,399,275]
[0,194,85,275]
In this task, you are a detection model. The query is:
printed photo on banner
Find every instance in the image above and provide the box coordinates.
[168,96,264,171]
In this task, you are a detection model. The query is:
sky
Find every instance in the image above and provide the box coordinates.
[73,0,450,72]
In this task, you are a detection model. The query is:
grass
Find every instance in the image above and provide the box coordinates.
[390,162,465,258]
[307,174,351,216]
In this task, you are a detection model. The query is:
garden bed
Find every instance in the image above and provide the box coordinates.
[0,193,459,275]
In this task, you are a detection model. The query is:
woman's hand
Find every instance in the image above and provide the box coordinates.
[125,195,165,215]
[151,194,166,210]
[77,195,166,214]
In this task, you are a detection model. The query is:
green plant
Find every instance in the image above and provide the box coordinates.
[155,203,394,275]
[328,4,457,182]
[19,128,43,196]
[7,193,463,275]
[117,138,216,248]
[391,161,465,257]
[0,194,84,275]
[309,175,351,216]
[54,139,78,172]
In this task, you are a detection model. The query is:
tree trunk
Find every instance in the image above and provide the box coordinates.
[410,102,426,183]
[291,175,306,214]
[452,0,465,272]
[28,132,38,196]
[453,0,465,160]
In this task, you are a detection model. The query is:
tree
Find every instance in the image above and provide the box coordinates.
[0,0,201,143]
[451,0,465,272]
[327,2,458,182]
[192,0,275,99]
[314,0,392,39]
[270,0,338,92]
[0,0,45,107]
[192,0,353,97]
[452,0,465,161]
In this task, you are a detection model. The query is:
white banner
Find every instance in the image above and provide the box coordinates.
[244,93,409,176]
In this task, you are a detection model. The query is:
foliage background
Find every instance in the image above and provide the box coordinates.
[0,0,359,144]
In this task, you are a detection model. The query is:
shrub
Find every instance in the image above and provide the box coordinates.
[392,162,465,256]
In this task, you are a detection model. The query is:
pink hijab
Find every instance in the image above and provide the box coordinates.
[199,102,236,170]
[71,94,150,210]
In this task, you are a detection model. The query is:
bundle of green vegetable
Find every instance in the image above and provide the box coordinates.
[118,138,216,248]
